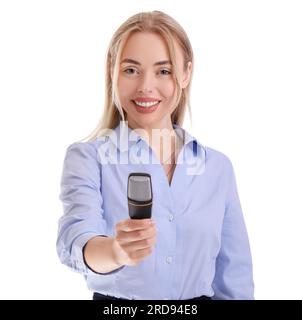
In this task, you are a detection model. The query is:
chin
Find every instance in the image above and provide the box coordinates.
[131,116,161,127]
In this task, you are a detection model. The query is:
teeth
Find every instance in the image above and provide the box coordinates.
[134,100,159,108]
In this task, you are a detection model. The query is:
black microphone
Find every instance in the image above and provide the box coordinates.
[127,173,153,219]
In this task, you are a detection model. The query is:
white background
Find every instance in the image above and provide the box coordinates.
[0,0,301,300]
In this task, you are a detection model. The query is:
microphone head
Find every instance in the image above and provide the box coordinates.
[127,173,152,202]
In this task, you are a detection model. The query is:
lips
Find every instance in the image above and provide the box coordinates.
[133,97,161,103]
[131,100,161,113]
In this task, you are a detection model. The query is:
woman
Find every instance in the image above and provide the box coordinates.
[57,10,254,300]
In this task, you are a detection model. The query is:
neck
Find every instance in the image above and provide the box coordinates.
[127,120,174,140]
[125,120,178,165]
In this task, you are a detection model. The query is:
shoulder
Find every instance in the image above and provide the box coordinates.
[63,139,103,166]
[66,139,97,152]
[61,140,103,184]
[202,146,239,201]
[180,125,233,173]
[203,145,235,175]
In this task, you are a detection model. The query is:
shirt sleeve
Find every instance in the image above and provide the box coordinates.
[56,142,124,276]
[212,158,254,299]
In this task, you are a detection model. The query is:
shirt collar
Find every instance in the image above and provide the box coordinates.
[102,121,205,156]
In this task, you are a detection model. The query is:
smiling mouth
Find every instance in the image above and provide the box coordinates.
[132,100,161,108]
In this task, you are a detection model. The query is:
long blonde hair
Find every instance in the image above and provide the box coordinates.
[80,10,194,142]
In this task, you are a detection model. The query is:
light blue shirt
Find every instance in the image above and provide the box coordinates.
[57,121,254,300]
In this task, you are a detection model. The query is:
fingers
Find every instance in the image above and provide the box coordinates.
[116,225,157,243]
[122,234,157,251]
[129,247,153,261]
[117,218,154,232]
[114,218,157,266]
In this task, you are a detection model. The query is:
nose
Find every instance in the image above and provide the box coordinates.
[137,71,155,94]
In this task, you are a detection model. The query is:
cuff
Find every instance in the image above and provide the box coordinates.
[73,233,125,275]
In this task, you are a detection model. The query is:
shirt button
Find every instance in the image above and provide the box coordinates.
[168,214,174,222]
[166,256,173,264]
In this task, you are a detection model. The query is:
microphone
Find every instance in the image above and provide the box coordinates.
[127,173,153,219]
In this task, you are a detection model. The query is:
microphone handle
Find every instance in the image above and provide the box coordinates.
[128,199,152,219]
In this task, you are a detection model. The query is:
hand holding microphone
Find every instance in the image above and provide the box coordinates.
[113,218,157,266]
[112,173,157,266]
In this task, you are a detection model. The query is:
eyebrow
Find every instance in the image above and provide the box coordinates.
[121,58,172,66]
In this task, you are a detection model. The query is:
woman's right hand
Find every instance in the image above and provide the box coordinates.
[112,218,157,266]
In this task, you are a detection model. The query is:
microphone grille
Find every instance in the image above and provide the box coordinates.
[128,174,152,202]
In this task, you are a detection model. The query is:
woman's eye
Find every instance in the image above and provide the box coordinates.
[123,68,171,76]
[124,68,137,75]
[160,69,171,75]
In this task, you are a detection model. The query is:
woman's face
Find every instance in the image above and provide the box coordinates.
[117,31,191,131]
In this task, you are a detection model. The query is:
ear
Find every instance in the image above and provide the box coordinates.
[181,61,193,89]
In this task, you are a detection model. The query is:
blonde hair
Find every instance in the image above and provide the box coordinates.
[79,10,194,142]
